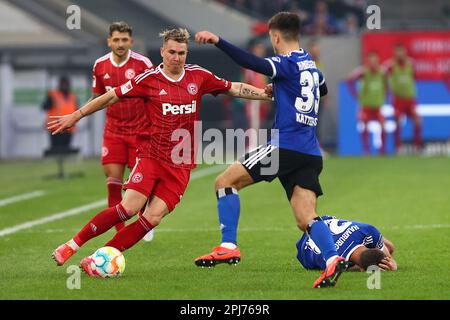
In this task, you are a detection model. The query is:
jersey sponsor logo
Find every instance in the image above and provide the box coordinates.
[334,224,360,250]
[131,172,143,184]
[187,82,198,95]
[120,80,133,95]
[159,89,167,95]
[162,100,197,115]
[271,57,281,63]
[102,146,109,157]
[103,73,111,79]
[125,68,135,80]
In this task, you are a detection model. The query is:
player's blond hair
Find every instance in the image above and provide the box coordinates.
[159,28,190,44]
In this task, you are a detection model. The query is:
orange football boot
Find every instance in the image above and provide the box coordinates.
[52,243,75,266]
[312,256,350,288]
[195,246,241,267]
[80,256,100,277]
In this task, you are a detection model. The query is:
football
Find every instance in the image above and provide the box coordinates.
[90,246,126,278]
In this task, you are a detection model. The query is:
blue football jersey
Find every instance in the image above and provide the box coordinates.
[296,216,385,270]
[265,50,324,156]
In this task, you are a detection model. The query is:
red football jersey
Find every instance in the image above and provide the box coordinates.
[92,50,153,136]
[114,63,232,169]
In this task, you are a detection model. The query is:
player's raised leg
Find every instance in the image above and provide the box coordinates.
[52,189,147,266]
[411,107,423,151]
[393,106,403,152]
[376,112,386,155]
[80,195,168,276]
[195,162,254,267]
[104,163,126,231]
[104,195,168,251]
[289,186,349,288]
[359,109,371,155]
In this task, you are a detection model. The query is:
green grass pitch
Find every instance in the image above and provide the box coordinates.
[0,156,449,300]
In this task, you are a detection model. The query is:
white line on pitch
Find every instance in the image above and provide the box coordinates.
[190,165,225,179]
[0,200,107,237]
[17,223,450,235]
[0,165,222,237]
[0,190,46,207]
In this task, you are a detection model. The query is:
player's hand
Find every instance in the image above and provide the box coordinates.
[264,83,273,98]
[195,31,219,45]
[47,112,81,135]
[378,256,397,271]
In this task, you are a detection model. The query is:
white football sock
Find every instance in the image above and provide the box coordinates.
[220,242,237,250]
[67,239,80,251]
[326,255,339,267]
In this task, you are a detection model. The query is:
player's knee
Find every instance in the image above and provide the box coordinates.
[120,202,140,217]
[141,211,164,227]
[146,215,162,227]
[215,174,230,190]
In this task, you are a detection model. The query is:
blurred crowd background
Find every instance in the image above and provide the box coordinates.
[0,0,449,161]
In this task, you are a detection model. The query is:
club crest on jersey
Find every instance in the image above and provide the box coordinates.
[187,83,198,95]
[125,68,135,80]
[102,146,109,157]
[131,172,143,184]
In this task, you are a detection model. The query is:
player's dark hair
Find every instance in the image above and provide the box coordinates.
[109,21,133,37]
[359,248,385,270]
[268,12,301,42]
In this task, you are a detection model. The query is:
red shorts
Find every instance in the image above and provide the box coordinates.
[359,107,384,123]
[124,157,191,212]
[393,96,417,118]
[102,134,137,169]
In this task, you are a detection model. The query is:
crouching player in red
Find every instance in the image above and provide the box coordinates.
[48,28,272,276]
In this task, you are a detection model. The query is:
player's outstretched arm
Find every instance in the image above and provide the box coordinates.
[195,31,273,77]
[228,82,272,101]
[47,90,120,135]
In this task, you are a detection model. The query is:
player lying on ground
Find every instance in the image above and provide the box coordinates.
[48,27,272,277]
[194,12,350,288]
[296,215,397,272]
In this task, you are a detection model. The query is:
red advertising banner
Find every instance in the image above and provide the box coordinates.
[362,31,450,80]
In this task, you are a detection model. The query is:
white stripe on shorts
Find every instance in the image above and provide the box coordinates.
[247,145,276,169]
[243,145,269,167]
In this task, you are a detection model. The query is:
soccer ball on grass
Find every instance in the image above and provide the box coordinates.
[89,246,125,278]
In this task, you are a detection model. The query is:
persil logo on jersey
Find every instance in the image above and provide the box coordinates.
[162,100,197,115]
